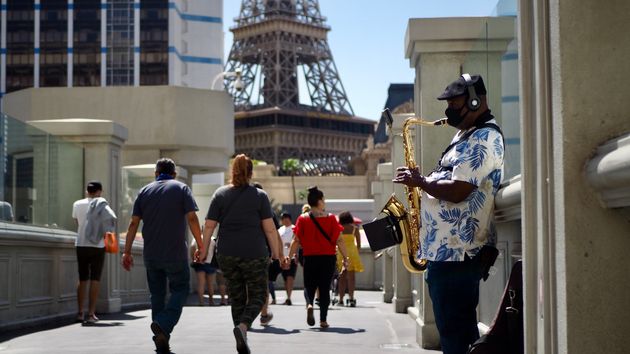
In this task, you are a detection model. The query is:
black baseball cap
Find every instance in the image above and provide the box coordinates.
[86,181,102,193]
[437,74,487,100]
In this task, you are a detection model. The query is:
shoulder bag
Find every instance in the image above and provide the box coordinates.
[308,212,335,245]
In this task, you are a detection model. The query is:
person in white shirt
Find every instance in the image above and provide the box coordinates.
[72,181,117,324]
[277,212,297,305]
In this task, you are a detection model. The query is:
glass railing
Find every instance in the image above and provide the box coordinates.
[462,0,520,180]
[0,112,84,231]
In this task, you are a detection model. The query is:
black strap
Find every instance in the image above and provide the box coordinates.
[308,212,335,245]
[434,122,503,173]
[220,185,249,224]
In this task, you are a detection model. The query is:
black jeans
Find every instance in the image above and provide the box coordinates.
[425,256,483,354]
[303,255,336,322]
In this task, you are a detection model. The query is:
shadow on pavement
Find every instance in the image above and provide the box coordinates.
[81,321,125,327]
[249,326,301,335]
[313,327,366,334]
[98,313,147,321]
[0,312,146,343]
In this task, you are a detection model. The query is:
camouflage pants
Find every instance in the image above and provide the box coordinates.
[217,254,269,328]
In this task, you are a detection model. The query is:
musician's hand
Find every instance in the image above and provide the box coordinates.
[393,166,423,187]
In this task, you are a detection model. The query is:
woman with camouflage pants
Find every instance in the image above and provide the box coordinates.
[199,154,280,354]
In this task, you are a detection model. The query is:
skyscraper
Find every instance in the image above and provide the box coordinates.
[0,0,224,107]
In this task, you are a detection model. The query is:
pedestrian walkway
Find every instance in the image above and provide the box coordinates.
[0,291,441,354]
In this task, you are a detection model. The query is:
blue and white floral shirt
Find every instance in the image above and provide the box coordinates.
[420,118,504,262]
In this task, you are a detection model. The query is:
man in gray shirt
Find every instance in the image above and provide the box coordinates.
[122,158,203,354]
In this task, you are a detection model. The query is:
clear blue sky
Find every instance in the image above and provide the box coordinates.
[223,0,500,121]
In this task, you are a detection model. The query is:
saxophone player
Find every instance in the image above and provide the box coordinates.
[393,74,504,354]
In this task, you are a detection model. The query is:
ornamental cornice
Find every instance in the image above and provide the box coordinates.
[494,175,522,222]
[586,132,630,208]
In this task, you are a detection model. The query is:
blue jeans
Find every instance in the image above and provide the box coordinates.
[145,260,190,335]
[425,256,482,354]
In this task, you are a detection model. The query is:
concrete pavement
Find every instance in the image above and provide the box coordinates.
[0,290,441,354]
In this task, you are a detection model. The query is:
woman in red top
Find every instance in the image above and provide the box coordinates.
[286,186,349,328]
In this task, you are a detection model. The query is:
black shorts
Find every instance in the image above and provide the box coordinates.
[268,259,282,281]
[76,247,106,281]
[281,260,298,279]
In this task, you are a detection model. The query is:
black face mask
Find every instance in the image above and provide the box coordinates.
[444,105,469,127]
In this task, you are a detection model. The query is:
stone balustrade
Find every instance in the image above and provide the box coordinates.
[0,223,148,332]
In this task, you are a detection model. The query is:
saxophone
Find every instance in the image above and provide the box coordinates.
[381,109,446,273]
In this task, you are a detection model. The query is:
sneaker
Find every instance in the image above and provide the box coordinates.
[85,314,99,324]
[150,322,170,354]
[320,321,330,329]
[336,300,345,307]
[349,299,357,307]
[233,327,250,354]
[283,299,292,306]
[260,312,273,326]
[306,306,315,326]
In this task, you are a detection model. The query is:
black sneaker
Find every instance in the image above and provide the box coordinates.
[233,327,250,354]
[150,322,170,354]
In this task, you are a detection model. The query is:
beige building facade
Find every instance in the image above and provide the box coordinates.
[3,86,234,175]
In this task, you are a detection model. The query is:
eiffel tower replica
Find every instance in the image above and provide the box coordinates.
[224,0,374,175]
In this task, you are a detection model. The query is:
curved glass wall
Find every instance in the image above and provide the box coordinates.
[463,0,519,180]
[0,113,84,230]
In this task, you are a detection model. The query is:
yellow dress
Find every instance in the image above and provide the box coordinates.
[336,233,364,272]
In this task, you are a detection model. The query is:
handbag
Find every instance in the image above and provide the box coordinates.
[208,238,220,268]
[362,214,402,252]
[104,232,119,254]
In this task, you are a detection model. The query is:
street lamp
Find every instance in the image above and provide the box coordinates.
[212,68,244,91]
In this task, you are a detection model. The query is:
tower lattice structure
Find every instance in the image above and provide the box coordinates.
[224,0,373,174]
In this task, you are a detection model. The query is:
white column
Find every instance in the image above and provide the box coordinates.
[67,0,73,87]
[33,0,40,87]
[1,0,7,98]
[28,119,129,314]
[167,0,176,86]
[133,0,139,86]
[100,0,106,86]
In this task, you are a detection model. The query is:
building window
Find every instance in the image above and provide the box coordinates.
[140,0,169,86]
[6,0,35,93]
[40,0,68,87]
[73,0,101,86]
[107,0,134,86]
